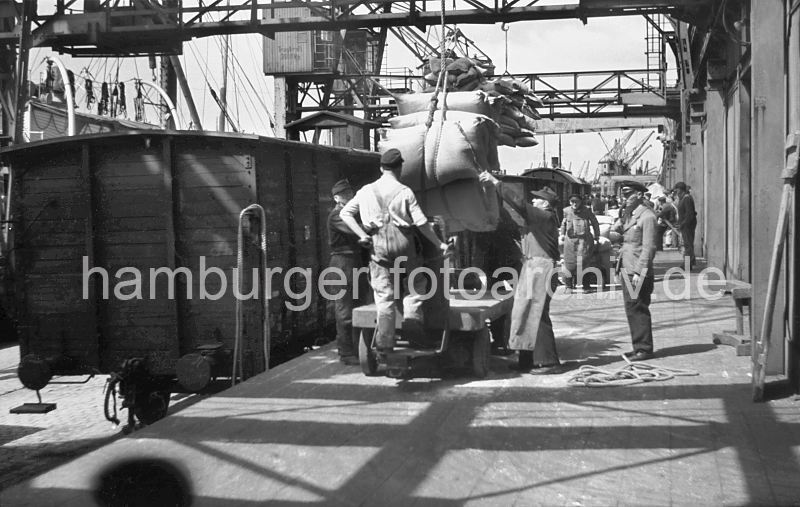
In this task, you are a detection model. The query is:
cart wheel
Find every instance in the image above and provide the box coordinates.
[471,328,491,378]
[134,390,171,425]
[359,328,378,376]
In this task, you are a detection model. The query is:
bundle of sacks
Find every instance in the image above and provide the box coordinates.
[419,56,543,148]
[421,57,495,93]
[379,92,501,233]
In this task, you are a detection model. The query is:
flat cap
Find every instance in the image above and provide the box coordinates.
[331,179,353,196]
[380,148,404,167]
[530,186,558,202]
[619,180,648,195]
[673,181,687,191]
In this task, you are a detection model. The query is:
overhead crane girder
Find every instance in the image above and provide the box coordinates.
[13,0,714,56]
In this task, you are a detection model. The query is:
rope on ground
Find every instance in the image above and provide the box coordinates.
[567,356,699,387]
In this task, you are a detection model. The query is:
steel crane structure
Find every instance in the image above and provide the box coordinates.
[0,0,718,145]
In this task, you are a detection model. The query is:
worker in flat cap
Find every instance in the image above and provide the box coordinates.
[613,180,658,361]
[340,148,451,351]
[672,181,697,269]
[481,172,563,374]
[326,178,365,365]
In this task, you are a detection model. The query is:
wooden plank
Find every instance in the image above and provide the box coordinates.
[97,230,172,245]
[100,174,165,191]
[16,245,85,261]
[20,218,86,235]
[181,241,238,257]
[94,150,164,177]
[179,186,255,206]
[98,189,169,218]
[93,216,166,233]
[178,171,255,188]
[179,214,240,230]
[99,257,173,272]
[23,258,85,275]
[175,153,251,174]
[18,163,81,181]
[103,299,184,322]
[21,176,82,194]
[18,231,86,247]
[20,192,87,215]
[101,243,167,260]
[101,325,175,350]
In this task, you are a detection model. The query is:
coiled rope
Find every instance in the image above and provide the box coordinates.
[567,356,699,387]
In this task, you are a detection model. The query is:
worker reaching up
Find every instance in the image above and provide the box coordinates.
[480,171,563,374]
[340,149,451,351]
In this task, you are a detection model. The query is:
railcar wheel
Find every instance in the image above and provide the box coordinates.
[471,329,491,378]
[358,328,378,376]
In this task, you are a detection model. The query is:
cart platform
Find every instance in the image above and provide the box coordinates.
[352,289,514,331]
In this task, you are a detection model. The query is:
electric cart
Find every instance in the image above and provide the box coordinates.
[352,289,514,379]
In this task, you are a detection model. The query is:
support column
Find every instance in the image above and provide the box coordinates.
[274,77,287,139]
[750,0,786,375]
[703,88,726,270]
[160,56,177,129]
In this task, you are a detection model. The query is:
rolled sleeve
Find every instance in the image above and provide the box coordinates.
[340,195,359,221]
[405,189,429,227]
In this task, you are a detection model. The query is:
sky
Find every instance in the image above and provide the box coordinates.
[29,2,674,178]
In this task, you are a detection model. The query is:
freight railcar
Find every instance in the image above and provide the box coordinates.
[1,131,378,424]
[499,168,591,223]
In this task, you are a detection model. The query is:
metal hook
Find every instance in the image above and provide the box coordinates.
[501,22,510,32]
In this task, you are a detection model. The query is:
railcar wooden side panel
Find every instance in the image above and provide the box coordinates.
[3,132,380,377]
[173,138,258,367]
[91,139,178,373]
[12,148,98,369]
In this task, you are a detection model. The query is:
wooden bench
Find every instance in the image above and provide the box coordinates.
[710,280,752,356]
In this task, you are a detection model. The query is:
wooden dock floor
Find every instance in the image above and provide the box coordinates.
[3,252,800,506]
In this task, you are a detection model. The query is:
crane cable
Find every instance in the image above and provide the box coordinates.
[424,0,449,130]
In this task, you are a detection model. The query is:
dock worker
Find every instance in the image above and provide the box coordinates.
[340,149,450,351]
[591,193,606,215]
[480,171,563,374]
[326,179,364,366]
[673,181,697,269]
[560,194,601,292]
[655,195,677,251]
[613,181,658,361]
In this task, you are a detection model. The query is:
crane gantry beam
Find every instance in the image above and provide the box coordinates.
[6,0,714,56]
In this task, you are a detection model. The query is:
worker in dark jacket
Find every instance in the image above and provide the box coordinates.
[613,181,659,361]
[327,179,363,365]
[655,196,677,251]
[673,181,697,268]
[481,171,563,374]
[560,194,601,292]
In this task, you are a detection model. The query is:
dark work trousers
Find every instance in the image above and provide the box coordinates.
[329,252,362,358]
[655,225,667,251]
[621,273,654,354]
[681,225,696,267]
